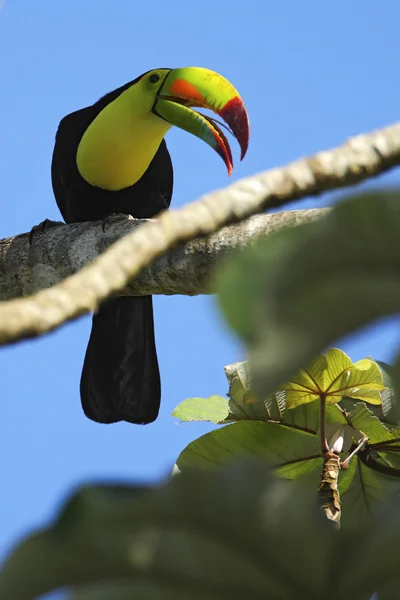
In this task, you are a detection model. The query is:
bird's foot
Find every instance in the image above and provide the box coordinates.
[28,219,65,245]
[101,213,135,233]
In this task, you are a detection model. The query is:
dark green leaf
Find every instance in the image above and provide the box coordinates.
[5,460,400,599]
[388,355,400,425]
[175,420,322,479]
[70,581,233,599]
[333,403,400,528]
[376,361,398,424]
[338,489,400,598]
[217,191,400,396]
[0,463,364,600]
[339,455,399,529]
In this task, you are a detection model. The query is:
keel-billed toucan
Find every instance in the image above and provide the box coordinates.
[51,67,250,425]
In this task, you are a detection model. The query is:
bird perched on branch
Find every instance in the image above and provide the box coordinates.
[50,66,250,425]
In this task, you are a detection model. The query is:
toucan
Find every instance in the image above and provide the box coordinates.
[51,67,250,425]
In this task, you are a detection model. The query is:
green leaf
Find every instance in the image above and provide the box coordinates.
[175,419,322,481]
[173,353,384,426]
[0,463,368,600]
[172,396,229,423]
[345,402,400,472]
[376,361,398,423]
[337,488,400,598]
[6,462,400,600]
[70,581,230,599]
[175,395,400,528]
[339,457,399,530]
[280,349,384,408]
[171,362,285,424]
[217,223,301,343]
[223,359,354,433]
[225,361,286,421]
[341,360,398,426]
[346,402,396,444]
[335,403,400,527]
[174,358,354,481]
[217,190,400,395]
[174,359,352,481]
[388,355,400,425]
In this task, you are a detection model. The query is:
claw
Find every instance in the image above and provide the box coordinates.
[101,213,134,233]
[28,219,65,245]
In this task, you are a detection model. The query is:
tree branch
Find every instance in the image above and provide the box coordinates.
[0,121,400,346]
[0,210,327,301]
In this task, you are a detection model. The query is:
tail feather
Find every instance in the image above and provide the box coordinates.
[80,296,161,424]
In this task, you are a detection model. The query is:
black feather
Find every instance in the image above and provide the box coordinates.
[80,297,161,424]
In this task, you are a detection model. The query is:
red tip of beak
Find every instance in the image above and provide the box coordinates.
[219,96,250,161]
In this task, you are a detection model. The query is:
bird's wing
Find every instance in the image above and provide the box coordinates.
[51,107,93,222]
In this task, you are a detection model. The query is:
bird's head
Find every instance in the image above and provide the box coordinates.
[77,66,250,190]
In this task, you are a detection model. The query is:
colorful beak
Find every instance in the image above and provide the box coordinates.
[153,67,250,175]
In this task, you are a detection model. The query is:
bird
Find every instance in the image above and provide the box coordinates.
[50,66,250,425]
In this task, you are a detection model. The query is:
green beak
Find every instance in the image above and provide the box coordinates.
[153,67,250,175]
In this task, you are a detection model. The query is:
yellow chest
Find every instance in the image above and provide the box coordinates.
[76,90,171,191]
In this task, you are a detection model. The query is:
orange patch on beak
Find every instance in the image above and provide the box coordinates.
[168,79,205,103]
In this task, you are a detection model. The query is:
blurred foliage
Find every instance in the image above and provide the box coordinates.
[2,463,400,599]
[4,189,400,598]
[217,191,400,396]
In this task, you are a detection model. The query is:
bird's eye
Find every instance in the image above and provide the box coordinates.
[148,73,160,84]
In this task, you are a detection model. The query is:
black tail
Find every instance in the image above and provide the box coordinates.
[80,296,161,424]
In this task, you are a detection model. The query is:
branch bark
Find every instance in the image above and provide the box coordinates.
[318,451,341,529]
[0,121,400,346]
[0,210,327,301]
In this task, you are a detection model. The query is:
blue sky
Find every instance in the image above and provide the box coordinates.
[1,0,400,580]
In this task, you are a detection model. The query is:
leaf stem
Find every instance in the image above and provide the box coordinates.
[340,435,368,469]
[319,394,329,452]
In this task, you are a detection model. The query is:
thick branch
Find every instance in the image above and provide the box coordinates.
[1,121,400,345]
[0,210,327,300]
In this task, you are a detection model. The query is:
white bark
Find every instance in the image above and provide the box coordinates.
[0,210,327,300]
